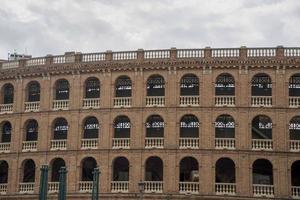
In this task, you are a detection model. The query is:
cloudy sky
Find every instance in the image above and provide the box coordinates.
[0,0,299,58]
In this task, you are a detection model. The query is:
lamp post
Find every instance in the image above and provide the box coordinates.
[138,181,145,200]
[91,168,100,200]
[38,165,48,200]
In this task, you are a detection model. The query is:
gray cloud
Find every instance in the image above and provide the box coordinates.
[0,0,299,58]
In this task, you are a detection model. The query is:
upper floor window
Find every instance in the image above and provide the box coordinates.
[25,120,38,141]
[27,81,40,102]
[55,79,69,100]
[0,160,8,183]
[147,75,165,96]
[290,116,300,140]
[145,115,164,137]
[81,157,97,181]
[83,117,99,139]
[50,158,66,182]
[53,118,68,140]
[215,73,235,96]
[252,115,272,139]
[180,74,199,96]
[252,159,273,185]
[114,116,131,138]
[22,159,35,183]
[85,78,100,99]
[180,115,199,138]
[251,73,272,96]
[289,74,300,97]
[1,121,11,143]
[115,76,132,97]
[215,115,235,138]
[2,83,14,104]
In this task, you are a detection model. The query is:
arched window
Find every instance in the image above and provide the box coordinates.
[85,77,100,98]
[113,157,129,181]
[115,76,132,97]
[290,116,300,140]
[25,120,38,141]
[53,118,68,140]
[289,74,300,97]
[27,81,40,102]
[180,74,199,96]
[252,159,273,185]
[113,116,130,138]
[252,115,272,139]
[22,159,36,182]
[145,115,164,138]
[145,156,163,181]
[2,84,14,104]
[180,115,199,138]
[251,73,272,96]
[215,73,235,96]
[291,160,300,187]
[1,122,11,143]
[81,157,97,181]
[55,79,69,100]
[215,158,235,183]
[215,115,235,138]
[179,157,199,182]
[146,75,165,96]
[50,158,66,182]
[0,161,8,183]
[83,117,99,139]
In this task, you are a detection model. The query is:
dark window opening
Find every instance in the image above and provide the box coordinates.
[215,115,235,138]
[3,84,14,104]
[115,76,132,97]
[81,157,97,181]
[179,157,199,182]
[27,82,40,102]
[23,160,35,182]
[113,157,129,181]
[215,74,235,96]
[289,74,300,97]
[215,158,236,183]
[83,117,99,139]
[51,158,66,182]
[0,161,8,183]
[85,78,100,98]
[180,74,199,96]
[53,118,68,140]
[25,120,38,141]
[291,161,300,186]
[146,115,164,138]
[180,115,199,138]
[114,116,130,138]
[1,122,11,143]
[252,115,272,139]
[252,159,273,185]
[147,75,165,96]
[290,116,300,140]
[251,74,272,96]
[145,157,163,181]
[55,79,69,100]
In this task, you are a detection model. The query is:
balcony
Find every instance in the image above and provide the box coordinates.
[50,139,67,150]
[179,96,200,106]
[252,139,273,150]
[112,138,130,149]
[144,181,163,193]
[111,181,129,193]
[52,100,69,110]
[79,181,93,193]
[0,143,10,153]
[24,102,40,112]
[215,183,236,195]
[19,183,34,194]
[215,138,235,150]
[290,140,300,152]
[215,96,235,107]
[22,141,37,152]
[289,97,300,108]
[253,184,274,197]
[292,186,300,199]
[145,137,164,149]
[179,182,199,194]
[146,96,165,107]
[83,98,100,109]
[113,97,132,107]
[179,138,199,149]
[48,182,59,193]
[81,138,98,149]
[0,184,7,194]
[0,104,13,114]
[251,96,272,107]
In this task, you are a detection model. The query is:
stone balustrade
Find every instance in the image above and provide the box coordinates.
[24,101,40,112]
[251,96,272,107]
[48,182,59,193]
[0,143,10,153]
[25,57,45,66]
[215,138,235,149]
[215,183,236,195]
[179,182,199,194]
[252,139,273,150]
[177,49,204,58]
[289,97,300,108]
[113,51,137,60]
[81,138,98,149]
[215,96,235,106]
[0,184,7,194]
[292,186,300,199]
[0,104,13,114]
[112,138,130,149]
[79,181,93,193]
[82,53,105,62]
[113,97,132,107]
[144,181,163,193]
[52,100,69,110]
[19,183,35,194]
[146,96,165,107]
[290,140,300,152]
[22,141,37,152]
[111,181,129,193]
[179,138,199,149]
[82,98,100,109]
[179,96,200,106]
[145,137,164,149]
[253,184,274,197]
[50,139,67,150]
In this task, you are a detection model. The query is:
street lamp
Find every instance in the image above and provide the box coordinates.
[138,181,145,200]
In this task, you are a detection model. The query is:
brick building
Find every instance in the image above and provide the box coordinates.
[0,46,299,199]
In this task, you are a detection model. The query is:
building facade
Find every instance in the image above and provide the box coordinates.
[0,46,299,199]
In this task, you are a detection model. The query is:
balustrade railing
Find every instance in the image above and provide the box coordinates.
[251,96,272,107]
[53,55,66,64]
[25,57,46,66]
[0,143,10,153]
[0,184,7,194]
[179,182,199,194]
[253,184,274,197]
[0,104,13,113]
[144,181,163,193]
[111,181,129,193]
[179,138,199,149]
[83,98,100,109]
[19,183,34,194]
[247,48,276,57]
[292,186,300,199]
[284,48,300,57]
[289,97,300,108]
[144,50,170,59]
[179,96,200,106]
[81,138,98,149]
[290,140,300,152]
[252,139,273,150]
[113,97,132,107]
[50,139,67,150]
[145,137,164,149]
[212,48,239,57]
[48,182,59,193]
[24,102,40,112]
[79,181,93,193]
[113,51,137,60]
[146,96,165,107]
[52,100,69,110]
[215,138,235,149]
[215,96,235,106]
[215,183,236,195]
[82,53,105,62]
[112,138,130,149]
[177,49,204,58]
[22,141,37,152]
[2,61,19,69]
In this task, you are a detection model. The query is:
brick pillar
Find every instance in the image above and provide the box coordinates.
[239,46,247,59]
[137,49,144,62]
[170,47,177,60]
[276,46,284,58]
[105,50,113,61]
